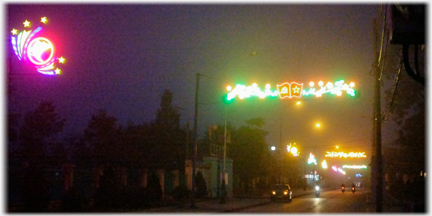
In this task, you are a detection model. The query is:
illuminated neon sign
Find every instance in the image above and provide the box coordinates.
[331,165,346,175]
[307,153,317,165]
[342,165,367,169]
[325,151,366,158]
[10,17,65,75]
[226,80,356,101]
[321,160,328,169]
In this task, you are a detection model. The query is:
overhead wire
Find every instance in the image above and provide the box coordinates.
[382,50,403,122]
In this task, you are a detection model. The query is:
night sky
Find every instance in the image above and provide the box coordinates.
[6,4,385,157]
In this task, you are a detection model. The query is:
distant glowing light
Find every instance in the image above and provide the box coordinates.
[271,146,276,151]
[315,123,321,128]
[325,151,366,158]
[11,17,64,75]
[296,101,301,105]
[342,165,367,169]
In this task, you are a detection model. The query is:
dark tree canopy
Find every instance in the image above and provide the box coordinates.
[154,89,181,130]
[19,101,65,164]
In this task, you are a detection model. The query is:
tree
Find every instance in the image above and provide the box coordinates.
[83,109,121,167]
[230,117,270,193]
[195,171,207,198]
[19,101,65,165]
[149,89,185,171]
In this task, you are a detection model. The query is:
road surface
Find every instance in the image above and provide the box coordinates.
[240,188,383,213]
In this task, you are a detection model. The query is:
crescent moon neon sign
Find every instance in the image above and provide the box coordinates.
[10,17,65,75]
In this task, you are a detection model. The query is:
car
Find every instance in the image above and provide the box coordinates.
[270,183,292,202]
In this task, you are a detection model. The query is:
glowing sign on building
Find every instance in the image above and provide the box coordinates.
[342,165,368,169]
[10,16,65,75]
[226,80,356,101]
[325,151,366,158]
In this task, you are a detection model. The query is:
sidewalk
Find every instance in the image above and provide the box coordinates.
[140,188,316,213]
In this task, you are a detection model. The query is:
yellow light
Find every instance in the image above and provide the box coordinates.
[11,29,18,35]
[316,123,321,128]
[55,68,61,74]
[309,81,314,87]
[336,146,339,149]
[226,85,232,91]
[41,17,48,23]
[284,191,288,195]
[296,101,301,105]
[272,191,276,195]
[349,82,355,88]
[291,147,298,155]
[58,57,66,63]
[23,20,30,27]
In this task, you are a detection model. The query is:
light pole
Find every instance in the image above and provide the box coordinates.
[220,104,227,204]
[190,73,200,209]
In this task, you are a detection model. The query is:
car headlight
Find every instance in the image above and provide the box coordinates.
[315,186,320,191]
[272,191,276,195]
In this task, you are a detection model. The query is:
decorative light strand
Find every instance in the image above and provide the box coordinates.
[226,80,356,101]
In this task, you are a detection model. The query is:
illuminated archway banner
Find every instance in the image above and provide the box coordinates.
[325,151,366,158]
[10,17,65,75]
[226,80,356,101]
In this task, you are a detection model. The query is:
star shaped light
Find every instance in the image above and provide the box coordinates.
[55,68,61,74]
[41,17,48,24]
[23,20,30,27]
[11,29,18,35]
[293,86,300,93]
[58,57,65,63]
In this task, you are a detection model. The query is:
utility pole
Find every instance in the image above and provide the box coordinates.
[190,73,200,208]
[186,121,189,161]
[373,13,383,212]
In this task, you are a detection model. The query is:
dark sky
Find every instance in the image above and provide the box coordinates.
[6,3,386,157]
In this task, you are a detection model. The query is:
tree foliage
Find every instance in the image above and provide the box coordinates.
[149,89,185,171]
[230,117,271,192]
[19,101,65,164]
[83,109,122,167]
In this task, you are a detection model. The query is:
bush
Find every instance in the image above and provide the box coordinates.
[195,171,207,198]
[145,172,162,201]
[60,188,87,212]
[172,184,190,201]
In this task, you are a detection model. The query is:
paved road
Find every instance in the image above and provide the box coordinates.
[240,188,404,213]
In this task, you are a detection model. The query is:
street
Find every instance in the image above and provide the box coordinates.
[240,188,397,213]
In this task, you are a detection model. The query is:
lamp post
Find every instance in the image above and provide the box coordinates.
[220,104,227,204]
[190,73,200,209]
